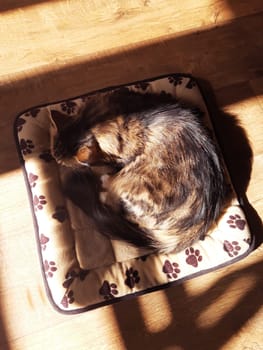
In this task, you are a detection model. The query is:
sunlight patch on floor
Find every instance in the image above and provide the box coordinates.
[222,308,263,350]
[196,274,258,329]
[138,291,173,333]
[0,0,236,79]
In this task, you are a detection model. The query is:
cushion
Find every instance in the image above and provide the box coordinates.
[14,74,254,314]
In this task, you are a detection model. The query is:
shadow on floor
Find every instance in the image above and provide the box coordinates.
[113,259,263,350]
[1,11,262,174]
[0,2,262,348]
[0,0,54,12]
[198,78,263,248]
[111,78,262,349]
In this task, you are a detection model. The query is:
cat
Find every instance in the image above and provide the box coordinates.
[50,88,227,254]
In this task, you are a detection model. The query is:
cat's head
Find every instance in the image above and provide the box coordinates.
[49,110,104,168]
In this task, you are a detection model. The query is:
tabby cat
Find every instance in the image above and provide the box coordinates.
[50,88,227,254]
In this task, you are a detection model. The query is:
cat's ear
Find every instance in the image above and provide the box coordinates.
[50,110,70,130]
[75,138,104,165]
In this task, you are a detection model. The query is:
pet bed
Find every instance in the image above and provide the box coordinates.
[14,74,254,314]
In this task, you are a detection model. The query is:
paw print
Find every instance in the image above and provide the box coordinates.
[78,268,89,281]
[39,234,49,251]
[61,100,77,114]
[159,90,173,99]
[227,214,246,230]
[20,138,34,155]
[61,290,75,308]
[44,260,57,278]
[63,270,78,289]
[62,269,89,289]
[162,260,181,279]
[243,237,251,245]
[168,74,183,86]
[52,206,68,223]
[99,280,119,300]
[125,268,140,289]
[28,173,38,187]
[39,149,54,163]
[185,78,196,89]
[185,247,203,267]
[223,240,241,257]
[16,117,26,132]
[134,82,150,91]
[25,108,40,118]
[33,194,47,211]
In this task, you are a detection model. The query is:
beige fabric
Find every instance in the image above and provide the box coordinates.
[15,75,252,313]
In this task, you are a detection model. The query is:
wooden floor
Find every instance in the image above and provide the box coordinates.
[0,1,262,349]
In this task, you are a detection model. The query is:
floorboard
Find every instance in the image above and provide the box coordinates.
[0,1,262,349]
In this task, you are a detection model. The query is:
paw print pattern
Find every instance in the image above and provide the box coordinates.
[125,268,140,289]
[39,149,54,163]
[78,269,89,281]
[162,260,181,279]
[61,290,75,308]
[39,234,49,251]
[62,270,78,289]
[33,194,47,211]
[185,247,203,267]
[52,206,68,223]
[44,260,57,278]
[243,237,251,245]
[28,173,38,187]
[159,90,173,99]
[223,240,241,257]
[185,78,196,89]
[61,100,77,114]
[99,280,119,300]
[227,214,246,230]
[20,138,34,155]
[16,118,26,132]
[134,82,150,91]
[25,108,41,118]
[168,74,183,86]
[62,269,89,289]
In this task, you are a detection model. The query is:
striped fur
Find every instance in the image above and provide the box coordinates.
[50,89,227,253]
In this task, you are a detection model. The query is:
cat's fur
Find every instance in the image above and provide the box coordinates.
[50,88,227,253]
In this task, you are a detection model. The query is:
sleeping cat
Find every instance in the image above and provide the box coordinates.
[50,88,227,254]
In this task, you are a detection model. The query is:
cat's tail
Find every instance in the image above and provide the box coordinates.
[143,147,228,254]
[63,168,156,250]
[63,158,227,255]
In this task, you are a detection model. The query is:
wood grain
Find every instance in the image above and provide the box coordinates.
[0,1,262,349]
